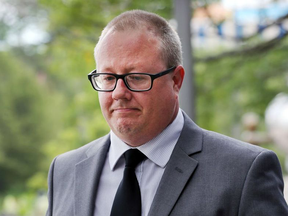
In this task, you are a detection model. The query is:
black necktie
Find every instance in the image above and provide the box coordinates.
[110,149,146,216]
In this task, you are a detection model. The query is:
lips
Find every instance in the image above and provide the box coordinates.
[113,107,139,112]
[110,104,141,115]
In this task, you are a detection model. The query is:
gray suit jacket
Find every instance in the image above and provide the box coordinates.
[46,113,288,216]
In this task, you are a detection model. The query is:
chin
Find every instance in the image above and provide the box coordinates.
[114,121,143,136]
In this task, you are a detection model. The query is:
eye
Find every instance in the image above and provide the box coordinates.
[101,74,116,82]
[127,74,149,82]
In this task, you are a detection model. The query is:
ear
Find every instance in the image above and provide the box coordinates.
[172,65,185,94]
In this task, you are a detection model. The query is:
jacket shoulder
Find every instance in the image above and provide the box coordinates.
[202,129,268,156]
[53,134,110,167]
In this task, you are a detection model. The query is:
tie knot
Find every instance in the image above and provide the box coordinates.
[124,149,146,169]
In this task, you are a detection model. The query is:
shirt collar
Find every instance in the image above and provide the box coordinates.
[109,109,184,170]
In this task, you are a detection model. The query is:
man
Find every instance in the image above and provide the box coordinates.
[46,10,288,216]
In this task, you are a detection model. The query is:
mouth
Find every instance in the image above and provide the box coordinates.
[111,106,141,116]
[112,107,140,113]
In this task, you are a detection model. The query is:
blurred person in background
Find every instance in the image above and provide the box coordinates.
[46,10,288,216]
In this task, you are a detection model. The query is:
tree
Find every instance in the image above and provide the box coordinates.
[0,51,62,194]
[195,36,288,136]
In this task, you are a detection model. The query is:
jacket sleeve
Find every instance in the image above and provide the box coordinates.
[46,157,57,216]
[238,150,288,215]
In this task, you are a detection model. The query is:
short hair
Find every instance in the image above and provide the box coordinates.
[95,10,182,68]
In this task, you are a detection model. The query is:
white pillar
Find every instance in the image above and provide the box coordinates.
[174,0,195,120]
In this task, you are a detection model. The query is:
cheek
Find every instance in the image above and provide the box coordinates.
[155,82,175,102]
[98,93,111,113]
[155,89,177,114]
[141,92,167,114]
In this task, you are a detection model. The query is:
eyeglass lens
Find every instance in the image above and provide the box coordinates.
[94,74,152,91]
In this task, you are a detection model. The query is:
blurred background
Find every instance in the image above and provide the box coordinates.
[0,0,288,215]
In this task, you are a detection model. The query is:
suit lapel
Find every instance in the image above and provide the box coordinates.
[74,135,110,216]
[148,113,203,216]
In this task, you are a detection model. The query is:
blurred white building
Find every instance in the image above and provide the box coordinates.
[191,0,288,49]
[265,93,288,169]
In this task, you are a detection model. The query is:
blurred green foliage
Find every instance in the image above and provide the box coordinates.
[0,51,62,193]
[0,0,288,214]
[195,40,288,135]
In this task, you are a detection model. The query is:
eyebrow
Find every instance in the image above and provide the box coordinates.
[97,66,148,74]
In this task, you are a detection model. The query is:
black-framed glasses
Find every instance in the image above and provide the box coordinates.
[88,66,176,92]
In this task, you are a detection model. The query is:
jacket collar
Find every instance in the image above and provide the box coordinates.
[148,112,203,216]
[74,134,110,216]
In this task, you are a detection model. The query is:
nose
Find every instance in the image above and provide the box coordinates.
[112,78,132,100]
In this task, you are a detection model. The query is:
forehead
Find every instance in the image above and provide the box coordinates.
[95,30,164,71]
[98,30,159,54]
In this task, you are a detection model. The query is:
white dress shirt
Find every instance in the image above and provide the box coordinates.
[94,109,184,216]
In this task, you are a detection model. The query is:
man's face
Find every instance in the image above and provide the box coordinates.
[95,30,182,146]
